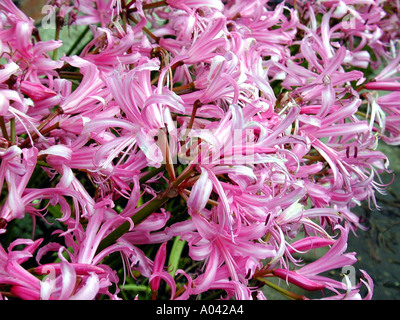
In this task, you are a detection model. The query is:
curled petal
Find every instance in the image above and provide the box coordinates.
[149,271,176,300]
[68,272,100,300]
[273,269,326,291]
[187,168,213,213]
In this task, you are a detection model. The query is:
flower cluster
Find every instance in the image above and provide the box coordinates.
[0,0,399,300]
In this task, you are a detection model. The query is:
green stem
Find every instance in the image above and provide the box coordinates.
[52,23,61,61]
[0,116,9,141]
[356,110,368,118]
[256,277,308,300]
[172,165,195,186]
[59,71,83,81]
[121,284,151,293]
[36,160,52,168]
[9,118,15,145]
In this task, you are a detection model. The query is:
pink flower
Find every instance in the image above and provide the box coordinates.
[36,251,105,300]
[377,92,400,144]
[74,0,121,27]
[0,238,43,300]
[0,62,19,83]
[0,0,32,22]
[161,15,228,65]
[0,0,63,76]
[273,225,359,294]
[31,203,150,299]
[60,56,105,115]
[0,89,24,116]
[183,209,275,299]
[80,26,142,73]
[0,147,37,225]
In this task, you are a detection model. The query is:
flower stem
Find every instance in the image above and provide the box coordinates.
[9,118,16,145]
[52,16,64,60]
[159,129,176,181]
[59,71,83,81]
[36,160,52,168]
[187,99,202,132]
[172,82,196,95]
[255,277,308,300]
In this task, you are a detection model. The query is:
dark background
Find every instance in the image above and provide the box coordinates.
[348,143,400,299]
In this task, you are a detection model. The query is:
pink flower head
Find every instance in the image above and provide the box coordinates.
[273,225,363,297]
[0,147,37,225]
[0,238,43,299]
[75,0,122,27]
